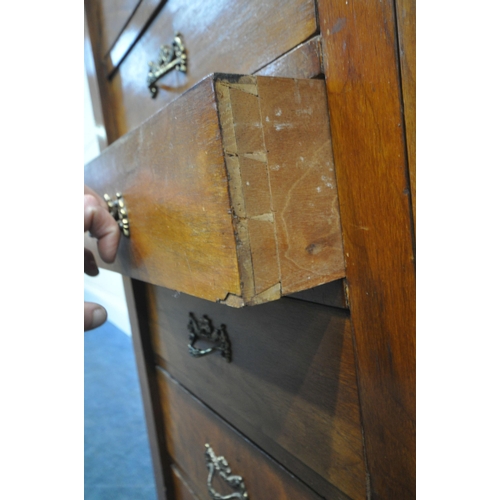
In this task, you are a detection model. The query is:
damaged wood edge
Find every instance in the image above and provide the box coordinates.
[215,77,257,304]
[218,283,282,308]
[215,75,282,306]
[213,73,259,95]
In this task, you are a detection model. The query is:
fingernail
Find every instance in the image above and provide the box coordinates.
[92,307,107,329]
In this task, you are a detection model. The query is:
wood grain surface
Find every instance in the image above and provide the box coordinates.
[218,75,345,303]
[106,0,317,134]
[157,369,325,500]
[255,76,345,296]
[85,1,123,144]
[84,14,109,151]
[396,0,416,229]
[147,286,366,500]
[122,278,172,500]
[256,36,323,79]
[95,0,141,56]
[171,465,200,500]
[84,74,345,306]
[317,0,416,498]
[85,76,241,303]
[106,0,165,73]
[84,2,377,499]
[255,35,347,310]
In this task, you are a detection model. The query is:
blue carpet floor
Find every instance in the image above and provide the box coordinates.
[85,319,157,499]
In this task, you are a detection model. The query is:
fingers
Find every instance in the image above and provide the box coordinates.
[84,185,108,210]
[85,248,99,276]
[84,194,120,263]
[84,187,116,331]
[85,302,107,331]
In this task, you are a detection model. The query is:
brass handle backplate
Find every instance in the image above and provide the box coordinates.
[205,444,249,500]
[187,313,231,362]
[147,33,187,98]
[104,193,130,237]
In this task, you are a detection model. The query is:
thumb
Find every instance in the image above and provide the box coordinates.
[85,302,107,331]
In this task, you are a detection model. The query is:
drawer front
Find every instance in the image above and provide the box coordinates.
[105,0,165,72]
[157,368,324,500]
[108,0,318,133]
[90,0,142,57]
[147,285,366,500]
[171,465,200,500]
[85,74,345,305]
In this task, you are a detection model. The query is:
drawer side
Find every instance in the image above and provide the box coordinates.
[84,77,241,302]
[216,75,345,305]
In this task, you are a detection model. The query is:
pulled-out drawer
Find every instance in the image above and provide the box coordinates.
[157,368,324,500]
[85,74,345,306]
[147,285,366,500]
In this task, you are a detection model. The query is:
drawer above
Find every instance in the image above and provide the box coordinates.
[102,0,317,132]
[84,73,345,306]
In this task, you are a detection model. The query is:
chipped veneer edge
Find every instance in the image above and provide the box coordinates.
[215,77,257,304]
[215,75,282,305]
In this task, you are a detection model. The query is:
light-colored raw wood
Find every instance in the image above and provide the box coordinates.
[85,74,345,306]
[257,76,345,295]
[217,75,345,302]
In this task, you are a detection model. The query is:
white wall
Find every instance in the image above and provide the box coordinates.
[84,69,132,336]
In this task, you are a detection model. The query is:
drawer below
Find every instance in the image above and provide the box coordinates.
[157,368,323,500]
[147,285,366,500]
[171,465,200,500]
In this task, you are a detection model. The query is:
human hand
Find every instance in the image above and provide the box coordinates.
[84,186,121,331]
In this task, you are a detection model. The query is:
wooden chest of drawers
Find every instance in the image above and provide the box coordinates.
[85,0,416,498]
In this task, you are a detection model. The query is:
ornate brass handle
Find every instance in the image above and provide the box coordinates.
[146,33,187,98]
[187,313,231,362]
[103,193,130,237]
[205,444,249,500]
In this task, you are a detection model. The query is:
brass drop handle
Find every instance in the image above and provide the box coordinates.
[187,313,231,362]
[147,33,187,98]
[103,193,130,237]
[205,444,249,500]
